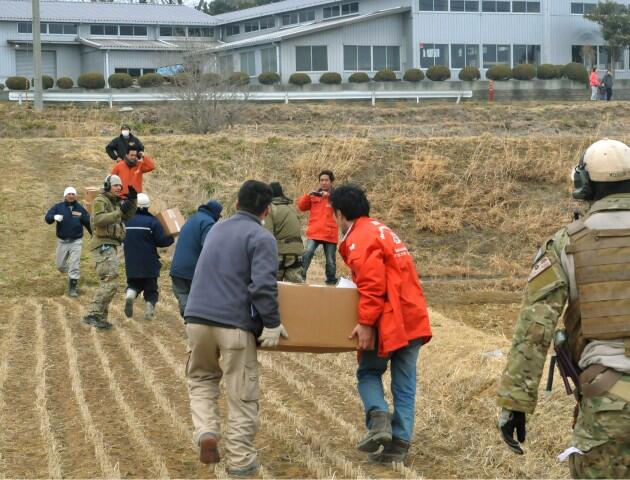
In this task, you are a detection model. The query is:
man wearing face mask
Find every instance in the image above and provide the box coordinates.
[106,125,145,162]
[111,144,155,197]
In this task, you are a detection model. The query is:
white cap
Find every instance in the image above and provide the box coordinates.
[583,139,630,182]
[106,174,123,186]
[64,186,77,197]
[137,193,150,208]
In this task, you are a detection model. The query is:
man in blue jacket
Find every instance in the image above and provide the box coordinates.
[184,180,288,476]
[170,200,223,317]
[45,186,92,297]
[123,193,174,320]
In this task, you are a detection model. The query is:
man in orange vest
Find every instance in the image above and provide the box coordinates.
[330,184,432,464]
[111,143,155,197]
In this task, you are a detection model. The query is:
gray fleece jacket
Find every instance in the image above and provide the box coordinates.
[184,210,280,334]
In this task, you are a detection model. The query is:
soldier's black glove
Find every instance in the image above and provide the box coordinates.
[120,200,134,215]
[498,409,526,455]
[127,185,138,200]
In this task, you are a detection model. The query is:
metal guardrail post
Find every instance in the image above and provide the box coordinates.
[284,91,289,104]
[18,93,23,106]
[371,90,375,106]
[109,94,113,109]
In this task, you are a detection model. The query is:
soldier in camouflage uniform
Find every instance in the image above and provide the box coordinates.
[82,175,137,330]
[264,182,304,283]
[497,139,630,479]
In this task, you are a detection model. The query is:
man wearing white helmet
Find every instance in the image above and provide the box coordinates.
[83,175,137,329]
[497,139,630,478]
[44,186,92,297]
[123,193,174,320]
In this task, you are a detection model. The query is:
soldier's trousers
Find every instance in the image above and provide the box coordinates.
[569,373,630,479]
[87,245,119,320]
[277,255,303,283]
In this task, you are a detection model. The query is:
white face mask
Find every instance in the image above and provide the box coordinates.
[121,130,130,138]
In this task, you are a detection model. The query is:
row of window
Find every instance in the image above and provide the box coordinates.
[244,16,275,33]
[420,43,541,68]
[17,22,77,34]
[420,0,540,12]
[220,47,278,76]
[324,2,359,18]
[572,45,626,70]
[282,10,316,26]
[159,25,213,37]
[114,67,156,77]
[344,46,401,71]
[570,2,596,14]
[90,24,148,36]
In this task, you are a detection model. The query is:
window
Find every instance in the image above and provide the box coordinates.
[188,27,213,37]
[300,10,315,21]
[283,13,298,25]
[63,24,77,34]
[244,20,259,32]
[161,25,187,36]
[119,25,147,36]
[481,1,510,11]
[373,46,400,70]
[420,43,448,68]
[219,55,234,75]
[260,17,275,29]
[114,68,152,77]
[571,2,596,14]
[572,44,597,66]
[450,1,479,11]
[344,45,372,70]
[18,22,32,33]
[226,24,240,36]
[512,1,539,12]
[261,47,277,72]
[48,23,63,34]
[342,2,359,14]
[90,25,118,36]
[419,0,448,10]
[240,51,256,76]
[324,5,340,18]
[513,44,541,65]
[296,45,328,71]
[599,46,625,70]
[451,44,479,68]
[120,25,133,36]
[483,44,510,68]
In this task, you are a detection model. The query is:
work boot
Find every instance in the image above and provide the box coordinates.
[368,437,410,464]
[356,410,392,453]
[198,432,220,464]
[144,302,155,321]
[227,461,259,478]
[82,314,113,330]
[124,289,137,318]
[68,278,79,298]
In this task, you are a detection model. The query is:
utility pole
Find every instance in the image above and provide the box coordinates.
[32,0,43,111]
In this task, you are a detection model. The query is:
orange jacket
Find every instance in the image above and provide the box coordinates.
[111,155,155,196]
[338,216,432,356]
[297,192,339,244]
[590,71,600,87]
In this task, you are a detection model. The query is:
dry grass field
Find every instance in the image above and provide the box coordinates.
[0,100,624,478]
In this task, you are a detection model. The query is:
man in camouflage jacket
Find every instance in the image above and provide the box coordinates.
[497,139,630,479]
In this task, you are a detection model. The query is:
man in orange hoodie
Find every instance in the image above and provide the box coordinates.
[330,184,432,464]
[111,143,155,197]
[297,170,338,285]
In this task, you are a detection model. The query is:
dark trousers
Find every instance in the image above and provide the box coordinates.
[171,275,192,317]
[606,87,613,101]
[301,239,337,284]
[127,277,159,305]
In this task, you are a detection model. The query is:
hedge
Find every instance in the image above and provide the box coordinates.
[258,72,280,85]
[536,64,562,80]
[459,66,481,81]
[403,68,424,82]
[289,73,311,86]
[229,71,250,86]
[108,73,134,89]
[172,72,192,86]
[31,75,54,89]
[373,69,397,82]
[563,62,588,84]
[348,72,370,83]
[426,65,451,81]
[486,64,512,81]
[511,64,536,80]
[56,77,74,89]
[78,72,105,89]
[201,73,223,87]
[138,73,165,88]
[319,72,342,84]
[5,76,29,90]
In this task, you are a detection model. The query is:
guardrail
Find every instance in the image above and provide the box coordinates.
[8,89,472,106]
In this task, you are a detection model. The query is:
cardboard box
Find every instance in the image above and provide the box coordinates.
[156,208,185,237]
[260,282,360,353]
[83,186,100,213]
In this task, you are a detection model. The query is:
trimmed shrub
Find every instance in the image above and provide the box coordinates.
[108,73,133,89]
[289,73,311,86]
[229,71,250,86]
[319,72,342,84]
[348,72,370,83]
[138,72,165,88]
[373,69,397,82]
[258,71,280,85]
[0,84,4,91]
[78,72,105,89]
[459,66,481,81]
[536,63,562,80]
[486,64,512,81]
[201,72,223,86]
[32,75,54,89]
[5,76,29,90]
[511,63,536,80]
[403,68,424,82]
[56,77,74,89]
[172,72,192,86]
[563,62,589,84]
[426,65,451,81]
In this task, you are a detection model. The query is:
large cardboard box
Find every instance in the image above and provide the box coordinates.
[83,186,100,213]
[156,208,185,237]
[261,282,360,353]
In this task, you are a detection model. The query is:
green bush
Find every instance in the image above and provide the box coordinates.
[289,73,311,86]
[511,63,536,80]
[229,71,250,86]
[56,77,74,89]
[426,65,451,81]
[486,64,512,81]
[459,66,481,81]
[172,72,192,86]
[403,68,424,82]
[32,75,54,89]
[78,72,105,89]
[319,72,342,84]
[201,73,223,86]
[348,72,370,83]
[258,71,280,85]
[0,83,4,91]
[138,73,165,88]
[563,62,589,84]
[373,69,397,82]
[108,73,133,89]
[5,76,29,90]
[536,64,562,80]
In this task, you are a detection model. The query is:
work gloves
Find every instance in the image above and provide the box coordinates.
[127,185,138,200]
[257,324,289,348]
[120,200,134,214]
[498,408,526,455]
[54,214,63,222]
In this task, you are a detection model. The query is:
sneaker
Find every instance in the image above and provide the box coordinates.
[82,314,113,330]
[144,302,155,321]
[124,289,136,318]
[227,461,259,478]
[198,433,220,464]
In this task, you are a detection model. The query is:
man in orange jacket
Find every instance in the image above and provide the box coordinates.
[330,184,432,464]
[111,143,155,197]
[297,170,338,285]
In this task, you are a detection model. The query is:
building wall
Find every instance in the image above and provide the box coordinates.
[106,49,184,77]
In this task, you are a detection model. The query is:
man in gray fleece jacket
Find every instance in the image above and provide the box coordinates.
[184,180,288,477]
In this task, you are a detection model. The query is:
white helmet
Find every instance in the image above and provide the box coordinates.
[583,139,630,182]
[137,193,150,208]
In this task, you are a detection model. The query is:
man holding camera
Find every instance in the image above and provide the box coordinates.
[111,143,155,197]
[297,170,338,285]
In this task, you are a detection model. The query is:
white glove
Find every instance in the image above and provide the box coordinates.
[258,324,288,348]
[54,214,63,222]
